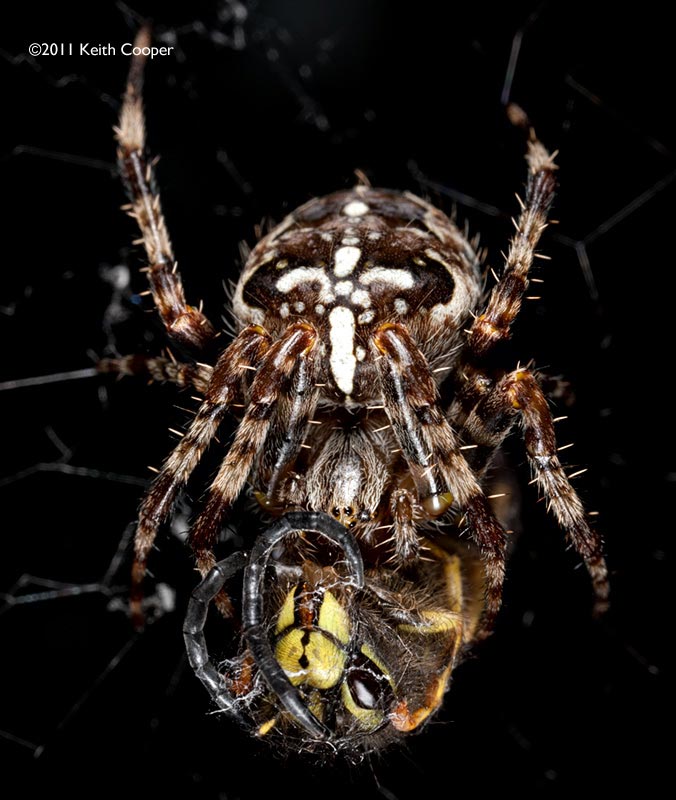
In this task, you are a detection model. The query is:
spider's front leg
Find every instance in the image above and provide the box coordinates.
[467,115,558,361]
[189,323,320,580]
[254,335,323,509]
[461,368,609,614]
[115,26,216,352]
[449,111,559,467]
[131,325,271,625]
[373,322,507,635]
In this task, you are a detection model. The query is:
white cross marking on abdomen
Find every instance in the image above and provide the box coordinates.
[358,268,414,290]
[334,246,361,277]
[275,267,335,304]
[329,306,357,396]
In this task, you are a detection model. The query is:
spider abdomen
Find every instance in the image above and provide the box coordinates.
[233,187,483,402]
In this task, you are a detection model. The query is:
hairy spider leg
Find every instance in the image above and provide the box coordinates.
[458,369,609,614]
[98,354,213,394]
[115,25,216,352]
[131,325,271,625]
[255,339,323,507]
[387,487,422,564]
[373,322,507,636]
[449,116,608,613]
[189,323,320,581]
[466,118,558,360]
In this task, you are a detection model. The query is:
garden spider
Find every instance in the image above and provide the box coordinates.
[99,27,608,754]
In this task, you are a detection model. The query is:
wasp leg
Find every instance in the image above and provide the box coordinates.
[183,551,248,716]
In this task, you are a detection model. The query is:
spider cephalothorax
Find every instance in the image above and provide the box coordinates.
[100,28,609,756]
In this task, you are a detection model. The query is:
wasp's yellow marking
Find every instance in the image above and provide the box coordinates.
[257,717,278,736]
[389,664,453,732]
[275,629,346,689]
[317,590,351,644]
[341,681,384,730]
[307,690,325,722]
[360,642,392,685]
[397,609,463,635]
[275,587,296,634]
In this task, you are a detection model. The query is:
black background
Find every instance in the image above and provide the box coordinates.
[1,2,671,797]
